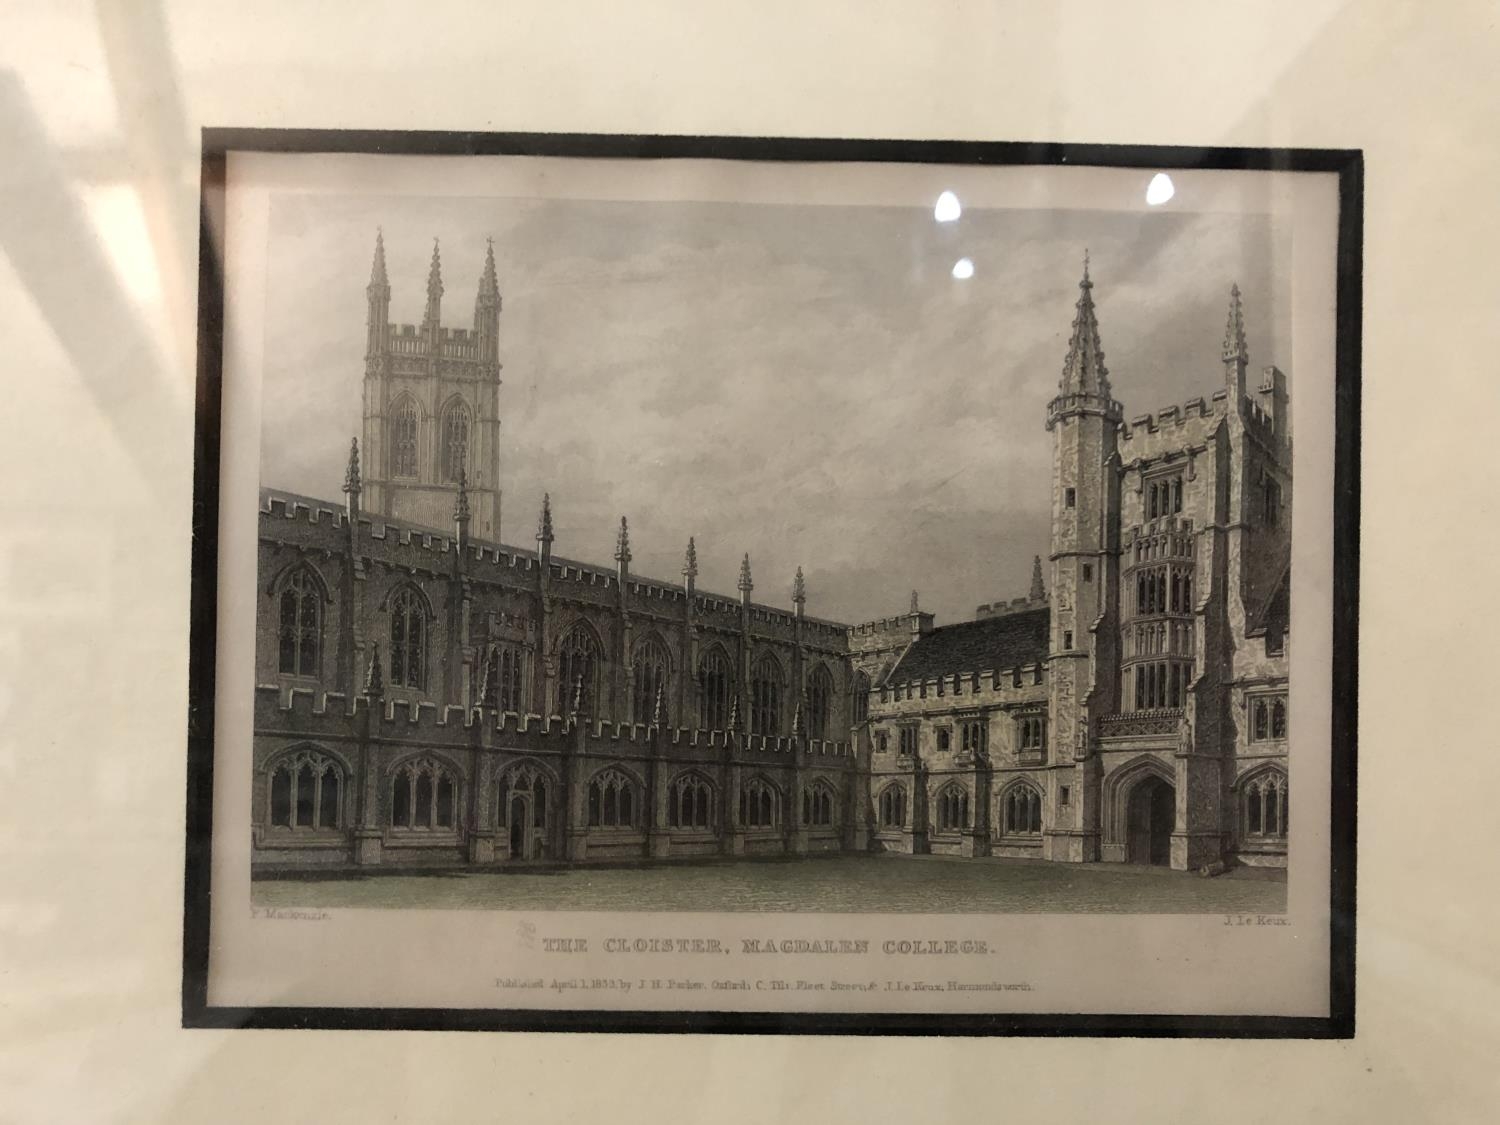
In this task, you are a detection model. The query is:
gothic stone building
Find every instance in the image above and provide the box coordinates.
[252,239,1290,874]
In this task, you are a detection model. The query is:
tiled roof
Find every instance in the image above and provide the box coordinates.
[889,606,1050,682]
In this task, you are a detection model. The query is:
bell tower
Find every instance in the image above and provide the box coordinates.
[1043,254,1123,862]
[361,234,504,540]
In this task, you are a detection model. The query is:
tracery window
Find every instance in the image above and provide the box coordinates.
[277,567,322,677]
[478,644,525,713]
[698,647,733,730]
[388,587,426,690]
[898,726,919,758]
[878,784,906,829]
[390,757,458,830]
[495,762,548,829]
[962,719,990,757]
[557,623,600,715]
[852,671,871,723]
[1132,564,1194,618]
[391,398,419,479]
[803,782,837,828]
[807,664,833,740]
[587,767,638,828]
[1017,715,1045,753]
[1132,659,1192,710]
[739,776,780,829]
[1242,771,1288,839]
[1250,694,1288,741]
[632,636,671,725]
[268,748,343,830]
[441,401,470,483]
[936,784,969,832]
[1002,784,1043,835]
[750,653,782,737]
[668,772,715,830]
[1147,474,1184,520]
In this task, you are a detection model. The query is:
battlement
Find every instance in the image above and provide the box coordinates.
[385,322,486,362]
[260,487,848,640]
[256,683,849,756]
[974,594,1048,620]
[1117,395,1223,442]
[875,661,1047,707]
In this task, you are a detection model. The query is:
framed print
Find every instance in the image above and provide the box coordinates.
[184,129,1360,1035]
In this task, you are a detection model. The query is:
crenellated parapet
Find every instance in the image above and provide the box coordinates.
[1117,394,1224,446]
[255,683,851,757]
[874,661,1048,711]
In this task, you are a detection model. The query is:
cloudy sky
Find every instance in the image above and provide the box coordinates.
[259,181,1287,627]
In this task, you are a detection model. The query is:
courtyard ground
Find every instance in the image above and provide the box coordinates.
[252,853,1286,914]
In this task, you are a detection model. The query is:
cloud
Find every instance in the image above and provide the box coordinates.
[258,189,1285,625]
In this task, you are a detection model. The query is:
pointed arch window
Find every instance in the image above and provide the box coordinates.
[739,776,780,829]
[557,624,601,716]
[807,665,834,740]
[479,644,525,713]
[276,567,322,677]
[937,783,970,832]
[698,647,733,731]
[267,749,343,831]
[441,401,470,483]
[388,587,427,690]
[587,767,639,829]
[632,636,671,725]
[1250,692,1288,742]
[750,653,783,737]
[1002,785,1043,835]
[802,781,837,828]
[391,398,419,479]
[1242,771,1288,840]
[668,772,715,830]
[852,671,871,724]
[878,784,906,829]
[390,757,459,831]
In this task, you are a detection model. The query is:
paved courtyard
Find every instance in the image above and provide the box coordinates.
[252,853,1286,914]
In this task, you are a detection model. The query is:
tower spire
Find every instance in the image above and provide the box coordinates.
[423,238,443,329]
[682,537,698,580]
[615,517,632,566]
[793,566,806,611]
[1059,251,1111,398]
[1030,554,1045,602]
[453,466,470,526]
[1223,282,1248,365]
[1223,282,1249,403]
[368,228,389,289]
[738,553,753,595]
[478,238,500,303]
[343,437,361,497]
[536,493,554,549]
[363,641,384,697]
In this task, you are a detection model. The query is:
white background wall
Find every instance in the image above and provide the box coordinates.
[1,2,1496,1121]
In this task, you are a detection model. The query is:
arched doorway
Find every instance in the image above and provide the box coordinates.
[497,764,551,862]
[1126,775,1175,866]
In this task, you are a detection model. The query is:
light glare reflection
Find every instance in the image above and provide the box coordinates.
[1146,173,1175,206]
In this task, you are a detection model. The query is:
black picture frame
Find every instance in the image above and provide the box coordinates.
[184,128,1361,1037]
